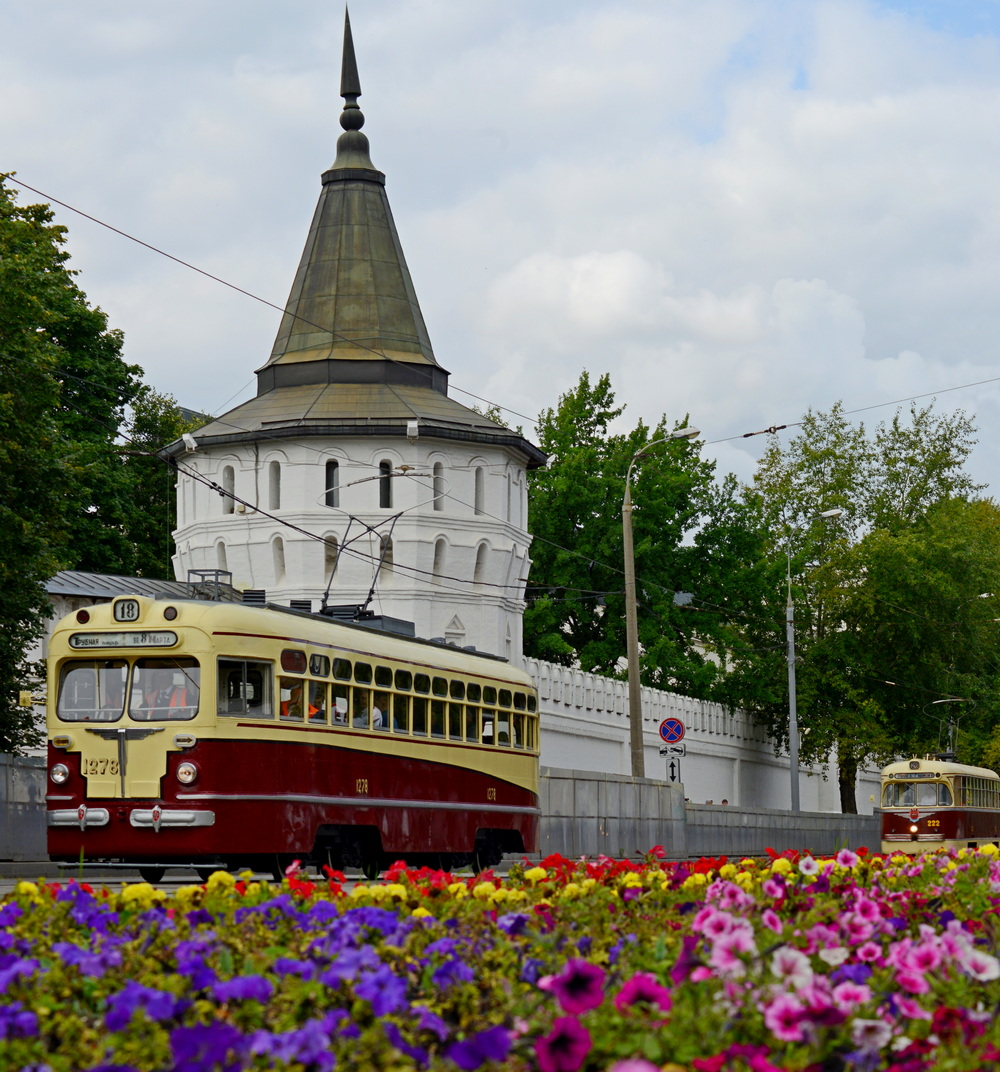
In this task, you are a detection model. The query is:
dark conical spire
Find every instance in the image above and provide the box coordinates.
[331,8,377,172]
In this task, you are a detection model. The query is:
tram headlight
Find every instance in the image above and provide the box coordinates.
[909,824,919,834]
[176,761,198,785]
[50,763,69,785]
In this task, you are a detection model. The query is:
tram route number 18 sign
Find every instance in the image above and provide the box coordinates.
[658,717,685,744]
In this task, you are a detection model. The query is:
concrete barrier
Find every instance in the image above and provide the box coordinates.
[0,756,47,861]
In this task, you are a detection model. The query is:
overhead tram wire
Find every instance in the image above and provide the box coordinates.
[15,179,998,452]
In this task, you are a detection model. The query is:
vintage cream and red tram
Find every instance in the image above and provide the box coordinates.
[46,594,540,880]
[880,756,1000,854]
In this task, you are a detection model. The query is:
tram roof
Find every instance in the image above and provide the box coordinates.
[882,757,1000,780]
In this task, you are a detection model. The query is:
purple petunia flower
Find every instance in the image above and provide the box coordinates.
[412,1004,450,1041]
[385,1022,430,1069]
[318,945,381,984]
[446,1025,512,1070]
[496,912,530,936]
[53,941,122,979]
[355,964,409,1015]
[0,956,39,994]
[250,1019,335,1071]
[670,935,702,985]
[0,1000,38,1039]
[0,903,22,928]
[432,956,475,990]
[171,1022,245,1072]
[536,1016,592,1072]
[547,959,605,1014]
[105,980,178,1032]
[273,957,317,979]
[211,975,274,1003]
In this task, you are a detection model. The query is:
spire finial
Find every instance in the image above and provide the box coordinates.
[331,7,378,172]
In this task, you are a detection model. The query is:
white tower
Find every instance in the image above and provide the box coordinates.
[165,12,545,659]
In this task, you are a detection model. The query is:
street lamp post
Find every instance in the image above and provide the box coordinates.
[786,508,843,813]
[622,426,700,779]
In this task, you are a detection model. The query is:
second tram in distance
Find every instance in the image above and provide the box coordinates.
[880,756,1000,853]
[46,594,540,880]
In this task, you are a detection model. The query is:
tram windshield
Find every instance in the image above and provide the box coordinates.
[128,659,200,721]
[56,660,127,722]
[881,781,952,808]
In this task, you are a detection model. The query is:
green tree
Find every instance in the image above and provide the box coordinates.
[745,402,989,811]
[524,371,774,699]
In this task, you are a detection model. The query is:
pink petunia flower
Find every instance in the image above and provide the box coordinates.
[608,1060,660,1072]
[855,941,884,964]
[614,972,673,1014]
[798,855,819,876]
[763,992,806,1042]
[548,959,606,1015]
[761,908,783,935]
[536,1017,592,1072]
[836,849,859,868]
[896,996,933,1021]
[958,947,1000,982]
[771,947,813,990]
[895,969,930,995]
[832,981,872,1009]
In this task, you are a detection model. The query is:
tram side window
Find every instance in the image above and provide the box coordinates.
[392,694,409,733]
[57,660,127,722]
[218,660,273,718]
[353,687,371,729]
[308,681,328,724]
[279,677,306,721]
[465,705,478,742]
[448,702,462,739]
[131,659,200,721]
[374,690,390,731]
[332,691,349,724]
[482,709,495,744]
[431,699,446,738]
[412,697,428,736]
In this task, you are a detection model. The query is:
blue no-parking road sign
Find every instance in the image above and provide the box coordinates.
[658,717,685,744]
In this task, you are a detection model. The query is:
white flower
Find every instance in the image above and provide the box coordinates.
[851,1018,893,1052]
[818,946,850,967]
[771,947,814,990]
[959,948,1000,982]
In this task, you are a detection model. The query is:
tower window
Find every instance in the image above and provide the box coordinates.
[268,460,281,511]
[474,543,488,587]
[432,538,446,580]
[325,460,340,508]
[379,460,393,508]
[216,541,228,571]
[379,536,394,585]
[222,466,235,514]
[433,462,444,512]
[474,467,485,516]
[324,536,339,585]
[273,536,286,585]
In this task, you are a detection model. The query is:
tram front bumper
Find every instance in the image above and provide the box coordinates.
[47,806,215,831]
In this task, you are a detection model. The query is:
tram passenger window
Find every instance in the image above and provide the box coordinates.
[333,658,352,681]
[514,692,526,710]
[499,689,512,708]
[310,655,330,677]
[57,660,127,722]
[482,711,495,744]
[218,660,272,718]
[497,714,511,746]
[353,688,371,729]
[412,697,427,735]
[332,694,348,724]
[131,659,201,721]
[467,683,481,703]
[431,700,446,737]
[392,694,409,733]
[375,666,392,688]
[527,694,537,712]
[465,706,478,742]
[355,663,373,685]
[483,686,497,706]
[450,680,465,699]
[281,650,307,674]
[394,669,412,691]
[373,691,390,731]
[432,677,448,697]
[308,681,328,724]
[513,713,524,748]
[414,674,430,694]
[525,717,536,750]
[279,677,305,721]
[448,703,462,738]
[939,784,953,805]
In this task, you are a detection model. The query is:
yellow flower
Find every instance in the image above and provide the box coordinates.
[446,882,468,900]
[14,881,41,903]
[489,887,510,904]
[384,883,408,901]
[769,858,793,875]
[205,871,235,893]
[505,888,528,904]
[174,885,204,905]
[523,867,548,884]
[581,878,597,891]
[682,873,708,889]
[980,843,1000,857]
[349,884,372,899]
[120,883,166,906]
[473,882,496,901]
[560,882,582,899]
[735,870,755,889]
[411,906,433,918]
[740,858,757,869]
[719,863,738,880]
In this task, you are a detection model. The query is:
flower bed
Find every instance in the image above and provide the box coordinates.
[2,846,1000,1070]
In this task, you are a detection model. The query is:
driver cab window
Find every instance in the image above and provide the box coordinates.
[218,659,273,718]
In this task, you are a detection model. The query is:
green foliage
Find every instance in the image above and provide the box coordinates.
[524,372,774,699]
[744,401,993,810]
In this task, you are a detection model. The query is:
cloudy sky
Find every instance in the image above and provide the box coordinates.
[5,0,1000,492]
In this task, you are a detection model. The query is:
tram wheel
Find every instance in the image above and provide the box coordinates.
[361,857,381,880]
[138,867,165,884]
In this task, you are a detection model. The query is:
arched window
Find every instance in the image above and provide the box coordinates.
[379,460,393,508]
[474,543,489,587]
[506,472,512,520]
[325,460,340,508]
[433,462,444,512]
[268,460,281,511]
[474,467,485,516]
[222,466,235,515]
[324,535,339,585]
[379,536,394,584]
[272,536,286,585]
[216,541,228,572]
[432,538,446,580]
